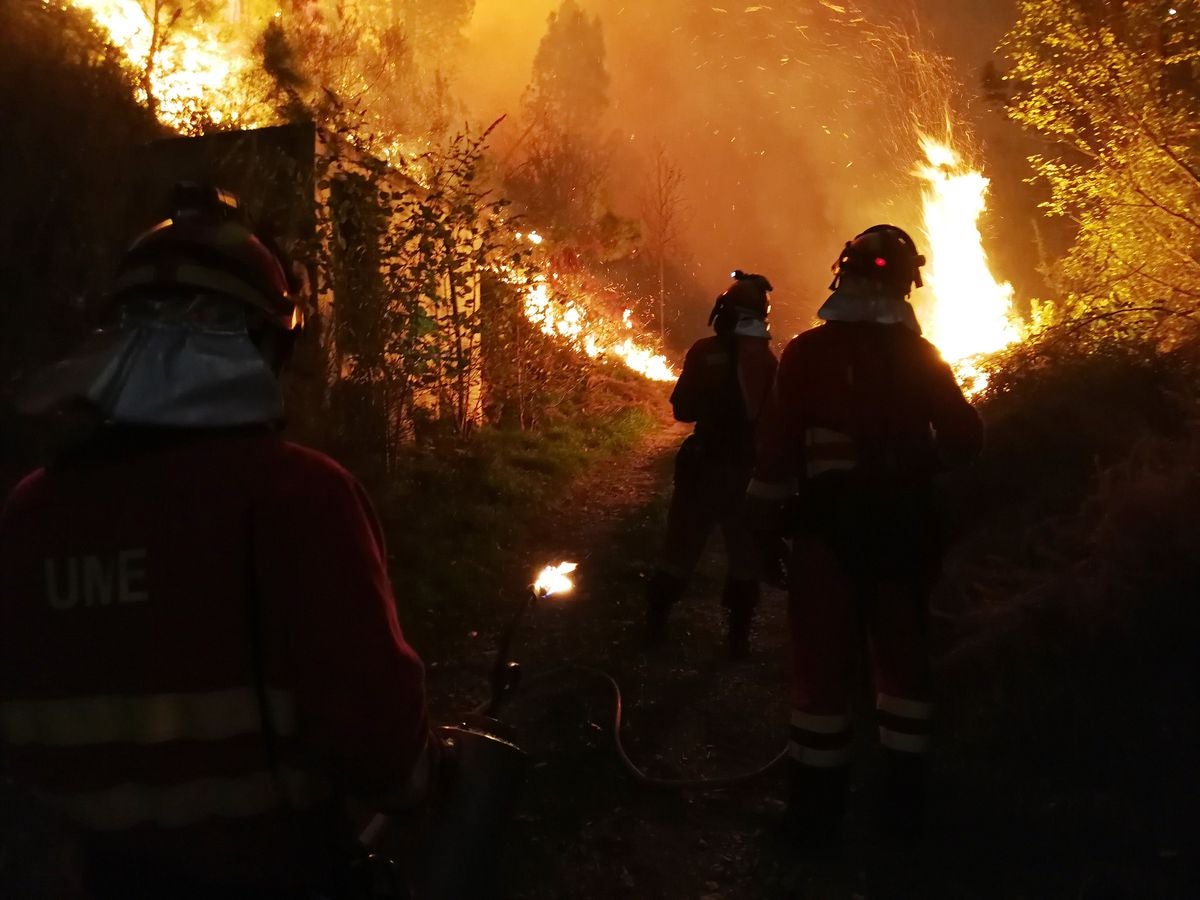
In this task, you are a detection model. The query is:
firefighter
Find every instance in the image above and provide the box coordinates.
[0,184,437,899]
[747,225,982,845]
[645,270,779,659]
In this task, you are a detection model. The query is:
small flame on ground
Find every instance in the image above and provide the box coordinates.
[916,132,1021,394]
[534,561,578,598]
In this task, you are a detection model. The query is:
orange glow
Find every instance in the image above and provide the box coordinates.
[533,561,577,598]
[916,133,1021,394]
[64,0,262,132]
[521,278,676,382]
[63,0,676,385]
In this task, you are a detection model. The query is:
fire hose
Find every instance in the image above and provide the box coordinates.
[491,663,788,789]
[475,562,787,787]
[362,563,787,898]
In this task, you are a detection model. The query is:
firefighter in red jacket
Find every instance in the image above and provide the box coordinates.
[0,185,436,898]
[646,271,779,658]
[748,225,982,844]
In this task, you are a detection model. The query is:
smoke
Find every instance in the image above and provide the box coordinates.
[453,0,1015,340]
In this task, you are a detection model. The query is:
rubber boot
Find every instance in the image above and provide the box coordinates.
[784,761,850,854]
[880,748,927,844]
[645,569,686,648]
[722,578,760,660]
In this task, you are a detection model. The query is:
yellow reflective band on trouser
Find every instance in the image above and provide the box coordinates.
[790,709,850,735]
[53,768,327,831]
[787,742,851,768]
[879,727,931,754]
[0,688,297,747]
[876,694,933,720]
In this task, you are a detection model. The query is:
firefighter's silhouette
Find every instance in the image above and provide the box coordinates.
[748,225,982,844]
[0,185,436,899]
[646,271,779,658]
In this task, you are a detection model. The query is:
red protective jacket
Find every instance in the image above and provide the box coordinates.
[671,334,778,464]
[0,430,431,891]
[753,320,982,494]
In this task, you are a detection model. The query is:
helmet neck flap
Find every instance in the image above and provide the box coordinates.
[21,185,300,430]
[708,270,773,339]
[820,224,925,333]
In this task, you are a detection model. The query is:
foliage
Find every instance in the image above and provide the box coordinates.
[0,1,160,389]
[505,0,634,256]
[1002,1,1200,324]
[253,9,458,150]
[321,120,629,455]
[387,124,526,436]
[351,406,658,654]
[321,123,528,456]
[524,0,611,135]
[933,335,1200,855]
[935,326,1200,658]
[381,0,476,70]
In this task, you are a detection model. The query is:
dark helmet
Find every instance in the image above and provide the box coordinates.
[110,183,303,332]
[708,269,773,334]
[829,224,926,296]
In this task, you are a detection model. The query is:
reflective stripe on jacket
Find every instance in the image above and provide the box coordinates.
[0,431,431,890]
[755,320,982,491]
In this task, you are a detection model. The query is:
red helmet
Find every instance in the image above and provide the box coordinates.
[829,224,925,295]
[111,183,303,332]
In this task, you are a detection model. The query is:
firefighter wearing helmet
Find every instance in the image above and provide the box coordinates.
[0,185,437,898]
[645,270,779,658]
[747,225,982,845]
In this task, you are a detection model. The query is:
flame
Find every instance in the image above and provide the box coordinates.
[916,133,1021,393]
[63,0,677,385]
[63,0,260,132]
[533,561,577,598]
[522,278,676,382]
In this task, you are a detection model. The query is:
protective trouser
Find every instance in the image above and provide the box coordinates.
[657,450,759,584]
[648,444,760,651]
[786,534,933,836]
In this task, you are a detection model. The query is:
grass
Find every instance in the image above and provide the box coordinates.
[354,406,659,659]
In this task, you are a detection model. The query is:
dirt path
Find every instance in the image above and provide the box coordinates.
[469,414,795,900]
[429,415,1195,900]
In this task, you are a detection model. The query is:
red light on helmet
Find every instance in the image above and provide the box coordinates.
[874,257,888,267]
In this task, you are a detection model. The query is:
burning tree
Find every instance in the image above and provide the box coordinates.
[1003,1,1200,331]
